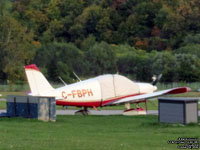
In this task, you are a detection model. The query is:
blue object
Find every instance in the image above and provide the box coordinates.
[6,96,56,121]
[0,112,10,117]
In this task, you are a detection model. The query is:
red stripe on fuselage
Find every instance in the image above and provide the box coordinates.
[56,93,143,107]
[56,100,101,107]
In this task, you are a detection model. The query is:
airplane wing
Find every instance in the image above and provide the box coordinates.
[103,87,190,106]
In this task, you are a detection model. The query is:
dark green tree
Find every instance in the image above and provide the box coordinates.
[174,54,200,82]
[0,16,34,82]
[85,42,117,75]
[34,42,84,83]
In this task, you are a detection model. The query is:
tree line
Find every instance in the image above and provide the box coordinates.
[1,0,200,84]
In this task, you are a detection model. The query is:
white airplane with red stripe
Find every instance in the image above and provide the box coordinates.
[24,64,190,115]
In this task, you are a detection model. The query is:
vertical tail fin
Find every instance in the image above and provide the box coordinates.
[24,64,54,96]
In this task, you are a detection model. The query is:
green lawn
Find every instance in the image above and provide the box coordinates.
[0,91,25,98]
[0,115,199,150]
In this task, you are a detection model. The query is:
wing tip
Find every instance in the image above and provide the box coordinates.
[168,87,191,94]
[186,87,191,92]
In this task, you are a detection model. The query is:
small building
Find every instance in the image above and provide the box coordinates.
[7,95,56,121]
[158,97,198,125]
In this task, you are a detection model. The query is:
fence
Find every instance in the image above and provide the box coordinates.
[0,81,199,92]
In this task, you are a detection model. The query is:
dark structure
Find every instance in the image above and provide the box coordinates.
[6,95,56,121]
[158,97,199,124]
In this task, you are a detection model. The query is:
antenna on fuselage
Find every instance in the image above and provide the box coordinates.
[58,76,67,86]
[73,72,82,82]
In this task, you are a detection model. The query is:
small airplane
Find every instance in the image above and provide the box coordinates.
[24,64,190,115]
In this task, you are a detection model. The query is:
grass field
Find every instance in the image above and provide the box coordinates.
[0,115,199,150]
[0,86,199,150]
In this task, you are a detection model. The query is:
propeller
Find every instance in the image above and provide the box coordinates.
[152,74,162,86]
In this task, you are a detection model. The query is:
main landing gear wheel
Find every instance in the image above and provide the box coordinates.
[123,107,147,116]
[75,107,91,115]
[123,100,147,116]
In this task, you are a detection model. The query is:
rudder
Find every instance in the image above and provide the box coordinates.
[24,64,54,96]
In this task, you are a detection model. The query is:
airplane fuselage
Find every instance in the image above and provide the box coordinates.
[47,75,157,107]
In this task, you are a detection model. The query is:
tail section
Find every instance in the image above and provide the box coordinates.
[25,64,54,96]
